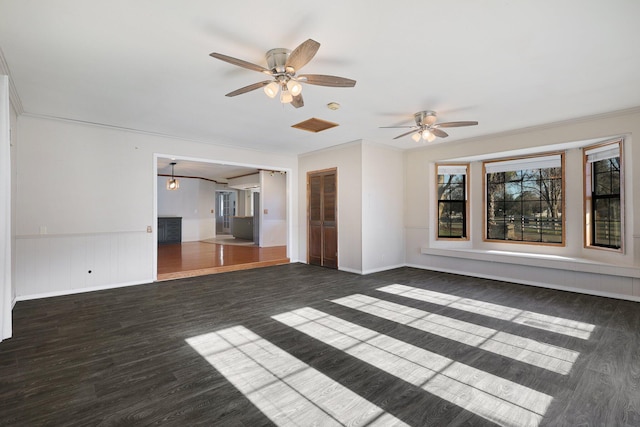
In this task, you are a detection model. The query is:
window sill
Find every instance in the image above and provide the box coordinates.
[420,247,640,279]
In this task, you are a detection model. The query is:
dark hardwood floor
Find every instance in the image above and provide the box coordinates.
[1,264,639,426]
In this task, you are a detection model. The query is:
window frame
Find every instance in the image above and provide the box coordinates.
[483,152,565,246]
[436,163,469,240]
[583,139,624,252]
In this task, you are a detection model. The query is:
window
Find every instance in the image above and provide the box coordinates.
[584,141,622,250]
[437,164,468,239]
[485,154,563,244]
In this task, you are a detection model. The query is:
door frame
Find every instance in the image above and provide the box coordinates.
[153,153,292,281]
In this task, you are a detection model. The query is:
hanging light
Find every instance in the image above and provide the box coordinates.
[286,79,302,96]
[411,128,438,143]
[422,129,436,142]
[263,81,279,98]
[166,162,179,190]
[263,78,302,102]
[280,85,293,104]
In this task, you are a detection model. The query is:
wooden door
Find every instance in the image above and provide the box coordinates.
[308,169,337,268]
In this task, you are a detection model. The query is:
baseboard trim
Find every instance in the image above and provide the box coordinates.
[362,264,406,275]
[338,263,408,275]
[16,279,153,302]
[338,266,362,275]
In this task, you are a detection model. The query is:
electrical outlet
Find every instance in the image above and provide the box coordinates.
[147,226,152,233]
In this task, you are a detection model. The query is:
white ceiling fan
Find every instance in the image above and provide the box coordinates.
[210,39,356,108]
[382,110,478,142]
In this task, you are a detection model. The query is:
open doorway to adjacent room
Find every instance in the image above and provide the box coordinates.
[155,156,290,280]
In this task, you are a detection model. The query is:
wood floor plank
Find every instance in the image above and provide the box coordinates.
[157,240,288,280]
[1,264,639,426]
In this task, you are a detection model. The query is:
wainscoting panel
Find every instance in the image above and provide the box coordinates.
[15,231,153,299]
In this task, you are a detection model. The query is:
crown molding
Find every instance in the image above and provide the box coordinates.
[0,46,24,115]
[21,111,296,157]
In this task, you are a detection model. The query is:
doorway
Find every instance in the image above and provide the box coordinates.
[216,191,236,235]
[307,168,337,269]
[155,157,290,280]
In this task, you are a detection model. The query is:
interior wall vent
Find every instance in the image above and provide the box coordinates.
[291,117,339,133]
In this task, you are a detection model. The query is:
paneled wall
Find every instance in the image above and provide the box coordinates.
[14,115,298,299]
[16,232,152,299]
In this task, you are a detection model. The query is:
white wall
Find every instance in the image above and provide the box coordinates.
[9,89,16,306]
[299,141,363,272]
[298,141,405,274]
[361,142,405,274]
[12,108,640,303]
[227,173,259,189]
[0,76,11,341]
[157,176,216,242]
[405,108,640,301]
[14,115,298,299]
[236,189,257,217]
[259,170,287,247]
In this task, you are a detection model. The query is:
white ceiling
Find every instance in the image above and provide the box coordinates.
[1,1,639,168]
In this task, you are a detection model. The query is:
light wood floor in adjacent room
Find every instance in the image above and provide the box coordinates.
[2,265,639,426]
[157,239,289,280]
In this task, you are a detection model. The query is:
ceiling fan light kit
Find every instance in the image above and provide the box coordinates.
[263,81,279,98]
[280,86,293,104]
[210,39,356,109]
[210,40,476,143]
[381,110,479,143]
[286,79,302,96]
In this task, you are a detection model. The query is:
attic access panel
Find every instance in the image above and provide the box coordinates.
[291,117,339,133]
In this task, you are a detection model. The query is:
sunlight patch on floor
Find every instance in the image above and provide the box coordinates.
[332,294,579,375]
[378,284,595,339]
[186,326,408,427]
[273,307,552,427]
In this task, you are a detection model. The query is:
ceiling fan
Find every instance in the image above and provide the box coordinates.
[210,39,356,108]
[381,110,478,142]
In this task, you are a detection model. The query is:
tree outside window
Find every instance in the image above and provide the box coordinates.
[485,154,563,244]
[437,165,467,239]
[585,141,622,250]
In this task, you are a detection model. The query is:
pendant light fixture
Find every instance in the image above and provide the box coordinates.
[166,162,179,190]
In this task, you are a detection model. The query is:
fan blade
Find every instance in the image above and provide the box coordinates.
[285,39,320,73]
[379,126,416,129]
[225,80,272,97]
[436,121,478,128]
[431,128,449,138]
[291,94,304,108]
[210,52,272,74]
[393,129,419,140]
[298,74,356,87]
